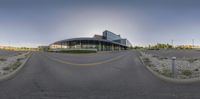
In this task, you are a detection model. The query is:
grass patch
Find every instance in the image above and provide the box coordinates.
[182,70,192,76]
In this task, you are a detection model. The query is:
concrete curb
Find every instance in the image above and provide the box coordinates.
[138,53,200,84]
[0,52,32,82]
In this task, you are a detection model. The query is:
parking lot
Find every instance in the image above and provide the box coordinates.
[0,50,200,98]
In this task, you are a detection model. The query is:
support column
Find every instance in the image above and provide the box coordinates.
[98,41,101,51]
[112,44,114,51]
[61,43,63,48]
[102,42,105,51]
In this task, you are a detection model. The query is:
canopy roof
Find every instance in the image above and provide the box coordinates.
[51,37,128,47]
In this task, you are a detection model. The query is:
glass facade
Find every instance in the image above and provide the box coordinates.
[103,30,121,41]
[49,30,131,51]
[103,30,132,47]
[114,39,132,47]
[50,40,127,51]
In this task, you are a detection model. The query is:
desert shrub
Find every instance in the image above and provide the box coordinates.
[25,54,29,57]
[3,61,21,71]
[154,69,161,73]
[182,70,192,76]
[17,58,24,61]
[148,64,155,67]
[12,61,21,70]
[159,57,168,60]
[3,67,11,71]
[152,55,158,58]
[14,53,22,56]
[142,58,155,67]
[194,68,199,71]
[0,58,7,61]
[143,58,151,63]
[161,69,172,77]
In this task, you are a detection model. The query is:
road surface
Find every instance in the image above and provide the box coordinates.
[0,50,200,99]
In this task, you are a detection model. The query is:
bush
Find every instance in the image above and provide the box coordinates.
[133,46,144,49]
[148,48,160,50]
[149,43,173,49]
[182,70,192,76]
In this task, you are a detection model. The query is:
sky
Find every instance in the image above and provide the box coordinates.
[0,0,200,47]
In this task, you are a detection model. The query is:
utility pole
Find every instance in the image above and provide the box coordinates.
[171,40,174,48]
[192,39,194,48]
[8,41,10,50]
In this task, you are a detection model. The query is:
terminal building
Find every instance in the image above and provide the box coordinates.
[49,30,132,51]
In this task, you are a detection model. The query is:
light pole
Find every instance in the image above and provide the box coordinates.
[172,57,177,78]
[192,39,194,48]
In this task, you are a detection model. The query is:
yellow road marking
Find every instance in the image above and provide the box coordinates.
[45,53,127,66]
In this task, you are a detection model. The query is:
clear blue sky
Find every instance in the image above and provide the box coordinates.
[0,0,200,47]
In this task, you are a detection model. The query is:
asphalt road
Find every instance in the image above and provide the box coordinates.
[0,50,200,99]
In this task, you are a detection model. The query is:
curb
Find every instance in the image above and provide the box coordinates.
[138,52,200,84]
[0,52,32,82]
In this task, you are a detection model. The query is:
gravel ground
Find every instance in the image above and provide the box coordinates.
[141,50,200,79]
[0,52,29,75]
[0,50,26,57]
[144,49,200,59]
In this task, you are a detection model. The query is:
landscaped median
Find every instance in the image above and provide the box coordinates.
[139,51,200,83]
[0,52,32,81]
[49,48,97,54]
